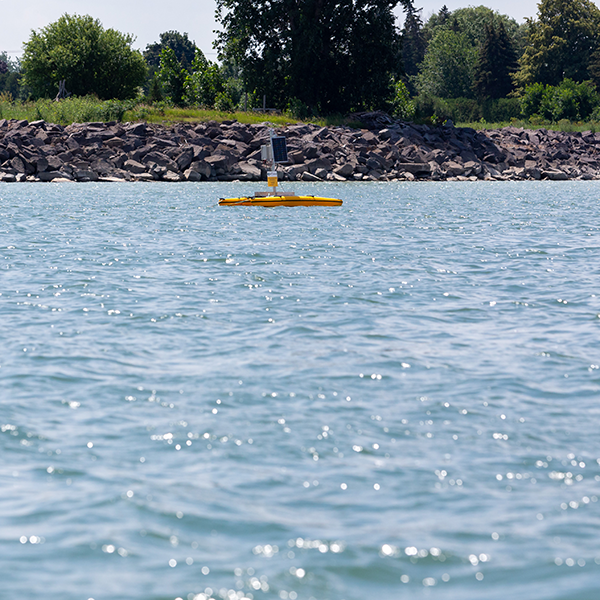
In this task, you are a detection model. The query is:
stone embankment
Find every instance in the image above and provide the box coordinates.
[1,113,599,183]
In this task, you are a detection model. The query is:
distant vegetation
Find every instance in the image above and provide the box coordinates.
[1,1,600,129]
[403,0,600,126]
[2,95,597,134]
[0,96,335,128]
[20,14,146,100]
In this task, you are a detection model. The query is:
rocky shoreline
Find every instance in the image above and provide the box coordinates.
[1,113,599,184]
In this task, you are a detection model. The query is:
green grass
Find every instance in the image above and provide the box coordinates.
[2,95,596,133]
[0,96,346,128]
[0,95,135,125]
[458,118,598,133]
[123,104,331,127]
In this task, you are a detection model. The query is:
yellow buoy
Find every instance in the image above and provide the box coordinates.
[219,194,342,207]
[219,127,343,207]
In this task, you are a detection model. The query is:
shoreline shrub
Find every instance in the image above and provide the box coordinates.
[521,79,600,121]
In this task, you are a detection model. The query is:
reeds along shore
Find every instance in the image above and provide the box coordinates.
[1,113,599,183]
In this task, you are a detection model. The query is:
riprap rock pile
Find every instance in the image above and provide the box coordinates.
[1,116,599,183]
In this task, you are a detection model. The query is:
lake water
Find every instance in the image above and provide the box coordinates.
[1,181,600,600]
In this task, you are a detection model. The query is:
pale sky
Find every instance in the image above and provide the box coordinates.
[1,0,598,60]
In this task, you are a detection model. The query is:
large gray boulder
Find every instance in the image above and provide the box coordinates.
[187,160,212,179]
[124,159,147,174]
[334,163,355,178]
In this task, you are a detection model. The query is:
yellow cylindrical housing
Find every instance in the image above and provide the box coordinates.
[267,171,278,188]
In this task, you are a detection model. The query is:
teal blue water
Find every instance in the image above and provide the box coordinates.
[1,181,600,600]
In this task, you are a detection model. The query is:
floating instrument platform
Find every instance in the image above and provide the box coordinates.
[219,192,342,207]
[218,128,342,207]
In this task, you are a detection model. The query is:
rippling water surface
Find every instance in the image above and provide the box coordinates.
[2,181,600,600]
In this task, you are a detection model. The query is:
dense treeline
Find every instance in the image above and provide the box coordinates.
[402,0,600,124]
[1,1,600,125]
[214,0,411,115]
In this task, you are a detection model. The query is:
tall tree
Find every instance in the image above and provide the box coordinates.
[144,31,198,71]
[473,19,517,99]
[402,4,426,79]
[422,5,522,50]
[215,0,412,114]
[438,5,451,25]
[157,47,187,105]
[21,14,146,100]
[421,5,451,43]
[450,6,521,48]
[184,50,227,107]
[413,29,477,98]
[513,0,600,88]
[417,6,524,99]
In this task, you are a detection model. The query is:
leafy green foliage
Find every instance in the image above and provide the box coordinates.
[514,0,600,88]
[158,47,187,105]
[422,4,451,36]
[214,91,235,112]
[480,97,522,122]
[445,98,482,122]
[183,50,226,107]
[446,6,522,48]
[521,82,547,119]
[413,94,451,124]
[413,93,522,125]
[422,5,522,47]
[21,14,146,100]
[414,29,477,99]
[0,95,136,124]
[416,6,522,101]
[152,45,236,110]
[144,31,197,71]
[521,79,600,121]
[391,80,415,119]
[286,97,313,119]
[215,0,411,114]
